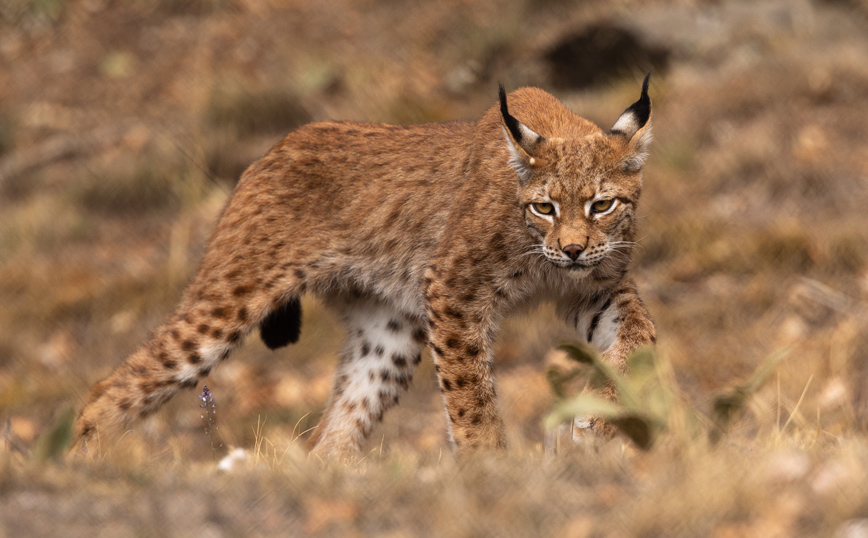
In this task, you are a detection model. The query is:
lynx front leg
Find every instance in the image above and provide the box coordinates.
[560,279,656,441]
[425,277,506,452]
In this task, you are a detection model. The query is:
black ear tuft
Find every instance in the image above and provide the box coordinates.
[635,71,651,128]
[499,83,525,144]
[610,72,652,136]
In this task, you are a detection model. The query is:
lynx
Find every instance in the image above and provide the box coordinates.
[75,75,656,458]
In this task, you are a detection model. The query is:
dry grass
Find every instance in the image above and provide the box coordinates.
[3,0,868,536]
[5,418,868,537]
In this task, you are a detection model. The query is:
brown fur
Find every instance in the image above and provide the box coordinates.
[74,81,656,458]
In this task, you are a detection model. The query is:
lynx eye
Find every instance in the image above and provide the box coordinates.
[531,202,555,216]
[591,199,614,213]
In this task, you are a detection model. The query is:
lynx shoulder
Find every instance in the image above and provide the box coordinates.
[75,76,656,458]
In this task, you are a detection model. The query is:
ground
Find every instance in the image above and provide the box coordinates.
[2,0,868,536]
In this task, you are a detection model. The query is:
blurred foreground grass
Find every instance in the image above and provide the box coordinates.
[5,402,868,537]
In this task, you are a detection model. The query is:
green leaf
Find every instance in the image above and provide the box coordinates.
[33,406,75,463]
[545,392,662,450]
[741,347,790,394]
[711,348,790,440]
[628,347,657,375]
[558,344,596,365]
[558,343,643,410]
[544,392,621,430]
[546,367,585,400]
[610,414,658,450]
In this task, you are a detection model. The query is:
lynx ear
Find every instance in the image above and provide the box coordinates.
[499,84,544,182]
[610,73,653,172]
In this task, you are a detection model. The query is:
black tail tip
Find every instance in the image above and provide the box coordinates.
[259,297,302,350]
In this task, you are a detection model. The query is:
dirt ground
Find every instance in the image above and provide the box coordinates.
[3,0,868,536]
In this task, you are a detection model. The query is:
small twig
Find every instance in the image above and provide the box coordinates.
[797,277,863,317]
[777,374,814,443]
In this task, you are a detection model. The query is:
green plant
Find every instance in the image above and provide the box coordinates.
[32,406,75,463]
[546,344,789,450]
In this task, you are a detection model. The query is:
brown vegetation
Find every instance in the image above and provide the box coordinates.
[3,0,868,535]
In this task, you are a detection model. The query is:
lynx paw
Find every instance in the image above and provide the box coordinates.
[570,416,616,446]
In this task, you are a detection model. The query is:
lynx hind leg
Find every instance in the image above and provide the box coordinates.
[74,288,303,451]
[75,313,235,450]
[309,297,427,460]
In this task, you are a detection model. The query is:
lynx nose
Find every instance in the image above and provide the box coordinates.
[562,244,585,261]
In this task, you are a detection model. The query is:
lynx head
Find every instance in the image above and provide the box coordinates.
[499,74,652,276]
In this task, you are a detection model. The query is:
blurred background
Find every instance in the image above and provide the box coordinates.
[3,0,868,535]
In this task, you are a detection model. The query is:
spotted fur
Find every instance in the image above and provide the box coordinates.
[75,76,656,458]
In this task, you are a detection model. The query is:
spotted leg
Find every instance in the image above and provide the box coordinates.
[558,278,656,444]
[308,295,427,460]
